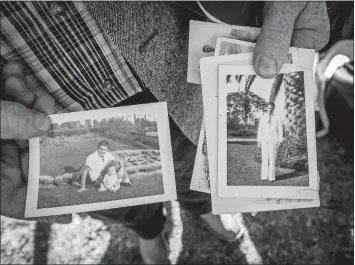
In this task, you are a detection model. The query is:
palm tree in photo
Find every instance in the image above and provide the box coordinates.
[267,71,306,142]
[242,74,257,130]
[283,71,306,141]
[269,73,284,103]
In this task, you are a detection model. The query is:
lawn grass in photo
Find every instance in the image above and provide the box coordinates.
[37,114,162,208]
[217,65,318,200]
[225,71,309,187]
[25,103,177,218]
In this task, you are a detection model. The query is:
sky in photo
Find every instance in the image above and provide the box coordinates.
[250,75,286,120]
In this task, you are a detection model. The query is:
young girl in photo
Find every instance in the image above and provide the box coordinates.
[98,159,132,192]
[98,160,123,192]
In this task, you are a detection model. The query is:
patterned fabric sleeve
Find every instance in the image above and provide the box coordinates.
[0,1,142,113]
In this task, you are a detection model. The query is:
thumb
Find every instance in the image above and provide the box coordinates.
[253,2,307,78]
[1,100,51,140]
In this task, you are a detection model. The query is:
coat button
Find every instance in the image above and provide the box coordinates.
[103,79,113,92]
[50,2,66,17]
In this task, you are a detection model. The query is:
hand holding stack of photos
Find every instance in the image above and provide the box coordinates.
[25,20,320,219]
[188,20,320,214]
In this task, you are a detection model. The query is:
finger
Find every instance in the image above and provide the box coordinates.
[32,92,56,115]
[1,142,21,176]
[20,149,29,182]
[253,2,306,78]
[4,73,55,115]
[291,1,330,51]
[3,66,36,108]
[3,61,25,79]
[0,142,27,219]
[1,143,72,224]
[1,101,51,140]
[16,140,29,150]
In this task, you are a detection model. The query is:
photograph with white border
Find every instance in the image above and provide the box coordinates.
[25,102,176,218]
[198,50,302,198]
[218,64,319,200]
[187,20,260,84]
[214,38,295,66]
[190,119,210,194]
[199,52,320,214]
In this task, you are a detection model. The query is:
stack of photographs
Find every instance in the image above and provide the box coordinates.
[188,20,320,214]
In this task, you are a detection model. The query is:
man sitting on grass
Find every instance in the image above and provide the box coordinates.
[77,140,115,193]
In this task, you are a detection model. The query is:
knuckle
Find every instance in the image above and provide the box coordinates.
[3,61,24,78]
[4,76,21,93]
[267,30,290,48]
[1,101,27,139]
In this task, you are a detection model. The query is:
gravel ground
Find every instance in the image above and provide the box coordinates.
[1,138,353,264]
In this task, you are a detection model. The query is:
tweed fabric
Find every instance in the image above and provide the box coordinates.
[85,1,203,144]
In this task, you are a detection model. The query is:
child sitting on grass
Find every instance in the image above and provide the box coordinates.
[98,161,122,192]
[98,160,132,192]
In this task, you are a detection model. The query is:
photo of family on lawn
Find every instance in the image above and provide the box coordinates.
[226,71,310,187]
[37,113,163,209]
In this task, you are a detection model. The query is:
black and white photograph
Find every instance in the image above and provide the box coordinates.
[198,51,300,198]
[25,103,176,218]
[218,65,319,200]
[2,1,353,265]
[214,38,255,56]
[190,120,211,193]
[187,20,260,84]
[214,38,295,65]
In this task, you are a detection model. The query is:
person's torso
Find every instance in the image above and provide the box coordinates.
[260,115,280,142]
[105,174,118,186]
[1,1,258,145]
[88,152,112,173]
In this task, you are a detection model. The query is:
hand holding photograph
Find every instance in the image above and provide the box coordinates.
[214,38,295,65]
[218,64,319,200]
[187,20,260,84]
[25,102,176,218]
[199,51,320,214]
[198,50,300,195]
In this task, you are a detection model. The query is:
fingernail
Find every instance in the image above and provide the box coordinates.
[257,56,277,76]
[34,112,51,132]
[32,93,56,114]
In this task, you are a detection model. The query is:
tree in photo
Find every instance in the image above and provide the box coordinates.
[85,119,92,129]
[268,71,306,142]
[93,119,100,128]
[283,71,306,141]
[61,121,78,129]
[256,71,308,171]
[100,118,109,127]
[227,74,267,131]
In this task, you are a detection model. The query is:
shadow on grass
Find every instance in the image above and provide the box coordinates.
[227,141,258,145]
[33,222,51,265]
[276,170,308,181]
[38,172,164,209]
[62,165,83,175]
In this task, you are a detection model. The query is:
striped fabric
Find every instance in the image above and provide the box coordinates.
[0,1,142,113]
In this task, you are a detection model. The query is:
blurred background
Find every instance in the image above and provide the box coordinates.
[1,1,353,264]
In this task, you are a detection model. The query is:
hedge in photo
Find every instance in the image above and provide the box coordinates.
[253,134,308,172]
